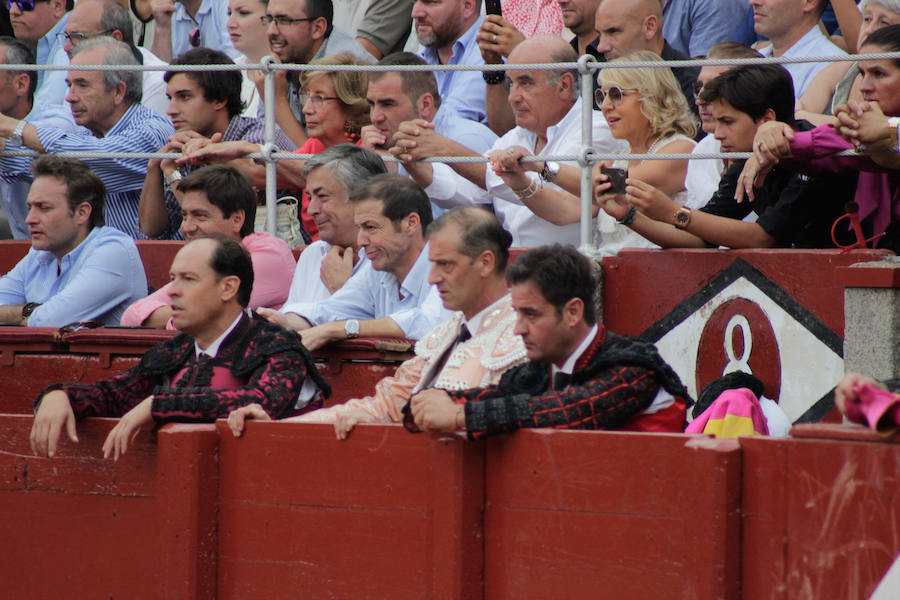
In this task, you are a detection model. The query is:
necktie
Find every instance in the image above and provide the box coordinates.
[553,371,571,391]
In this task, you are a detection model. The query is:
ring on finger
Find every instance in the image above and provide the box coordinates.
[492,34,497,42]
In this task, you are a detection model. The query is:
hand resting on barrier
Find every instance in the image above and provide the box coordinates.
[30,390,78,458]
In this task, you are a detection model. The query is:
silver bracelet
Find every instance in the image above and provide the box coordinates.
[513,179,541,200]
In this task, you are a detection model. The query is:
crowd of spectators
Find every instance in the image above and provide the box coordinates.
[0,0,894,454]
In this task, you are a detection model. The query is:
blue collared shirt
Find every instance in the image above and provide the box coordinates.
[33,14,71,110]
[432,104,497,154]
[419,18,487,124]
[0,226,148,327]
[0,102,78,239]
[662,0,748,58]
[281,243,451,340]
[0,104,175,238]
[172,0,239,59]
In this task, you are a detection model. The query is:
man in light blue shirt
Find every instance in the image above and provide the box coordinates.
[661,0,748,58]
[0,155,146,327]
[8,0,72,113]
[149,0,239,62]
[413,0,487,124]
[0,36,76,239]
[262,174,450,350]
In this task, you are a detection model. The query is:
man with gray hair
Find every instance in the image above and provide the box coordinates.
[283,144,387,304]
[0,37,174,238]
[62,0,168,116]
[393,35,624,247]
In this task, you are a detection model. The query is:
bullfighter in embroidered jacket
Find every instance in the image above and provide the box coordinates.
[30,235,328,460]
[410,244,691,439]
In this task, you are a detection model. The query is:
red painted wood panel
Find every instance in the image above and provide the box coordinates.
[482,430,742,599]
[0,416,218,600]
[215,422,484,600]
[742,433,900,600]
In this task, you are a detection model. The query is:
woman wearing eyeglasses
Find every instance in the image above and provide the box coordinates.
[592,51,697,253]
[179,52,371,241]
[227,0,270,116]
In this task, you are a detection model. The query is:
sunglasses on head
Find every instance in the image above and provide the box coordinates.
[594,85,638,107]
[6,0,49,11]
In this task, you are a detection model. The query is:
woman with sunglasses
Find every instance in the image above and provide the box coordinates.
[227,0,270,116]
[592,51,697,253]
[179,52,371,241]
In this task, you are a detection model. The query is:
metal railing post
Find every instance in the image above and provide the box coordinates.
[261,56,278,237]
[577,55,597,255]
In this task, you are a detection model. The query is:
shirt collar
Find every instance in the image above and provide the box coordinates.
[553,323,598,377]
[196,310,246,358]
[103,103,139,138]
[385,242,430,298]
[463,293,508,336]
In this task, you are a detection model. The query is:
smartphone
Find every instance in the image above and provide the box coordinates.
[600,166,628,195]
[485,0,502,16]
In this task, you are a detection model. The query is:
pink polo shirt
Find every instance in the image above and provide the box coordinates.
[120,233,296,328]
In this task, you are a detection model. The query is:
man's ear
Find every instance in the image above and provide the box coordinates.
[475,249,496,277]
[561,297,585,327]
[113,80,128,105]
[404,212,421,236]
[415,93,437,121]
[643,15,659,41]
[461,0,478,20]
[311,17,328,41]
[219,275,241,303]
[73,201,92,226]
[230,209,246,236]
[12,72,30,98]
[50,0,66,19]
[756,107,778,125]
[557,72,574,97]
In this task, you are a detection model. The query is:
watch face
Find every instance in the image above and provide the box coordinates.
[675,210,691,227]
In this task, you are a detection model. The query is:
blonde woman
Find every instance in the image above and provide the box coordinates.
[592,51,697,253]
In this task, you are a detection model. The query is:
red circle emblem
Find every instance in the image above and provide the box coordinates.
[695,298,781,400]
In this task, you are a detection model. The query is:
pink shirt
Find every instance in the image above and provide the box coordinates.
[120,233,296,328]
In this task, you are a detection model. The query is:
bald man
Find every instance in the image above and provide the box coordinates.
[594,0,699,116]
[392,35,624,247]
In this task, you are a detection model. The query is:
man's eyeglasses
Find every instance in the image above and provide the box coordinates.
[594,86,638,107]
[299,92,340,110]
[260,14,317,27]
[58,29,114,45]
[6,0,49,12]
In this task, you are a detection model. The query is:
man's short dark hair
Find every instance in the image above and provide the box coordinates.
[32,156,106,229]
[200,234,254,308]
[301,143,387,195]
[304,0,334,38]
[97,0,135,45]
[177,165,257,238]
[699,64,795,124]
[507,245,597,325]
[165,48,245,119]
[373,52,442,111]
[705,42,763,60]
[349,174,433,233]
[0,37,36,103]
[427,206,512,274]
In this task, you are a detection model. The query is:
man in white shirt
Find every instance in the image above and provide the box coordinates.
[283,144,387,305]
[262,174,450,349]
[392,35,624,247]
[750,0,846,97]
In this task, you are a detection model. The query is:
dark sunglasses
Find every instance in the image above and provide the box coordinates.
[189,27,202,48]
[6,0,49,11]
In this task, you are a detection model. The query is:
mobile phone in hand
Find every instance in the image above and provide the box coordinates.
[600,166,628,195]
[486,0,502,15]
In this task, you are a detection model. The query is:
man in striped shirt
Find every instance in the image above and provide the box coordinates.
[0,36,173,238]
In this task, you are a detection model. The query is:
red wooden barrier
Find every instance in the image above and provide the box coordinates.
[0,416,218,599]
[215,422,484,600]
[741,425,900,600]
[482,430,742,599]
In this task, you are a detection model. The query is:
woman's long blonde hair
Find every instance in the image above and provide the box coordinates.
[599,51,697,141]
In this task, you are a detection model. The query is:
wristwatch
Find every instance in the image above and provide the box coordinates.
[540,161,560,183]
[8,119,25,146]
[344,319,360,339]
[21,302,41,319]
[164,168,183,187]
[673,207,692,230]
